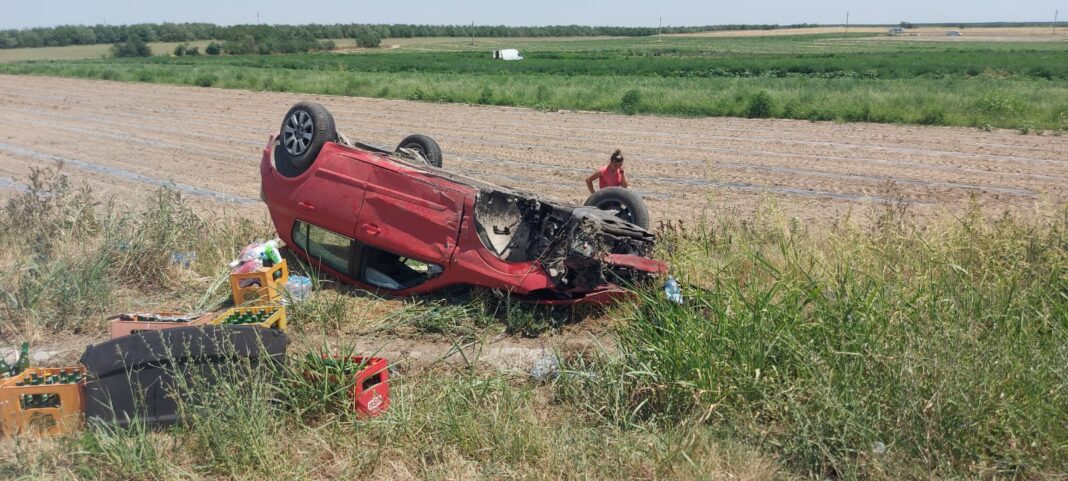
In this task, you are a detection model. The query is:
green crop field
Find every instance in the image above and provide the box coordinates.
[2,32,1067,130]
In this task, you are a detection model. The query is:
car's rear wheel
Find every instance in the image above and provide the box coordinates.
[396,134,443,168]
[275,102,336,177]
[584,187,650,229]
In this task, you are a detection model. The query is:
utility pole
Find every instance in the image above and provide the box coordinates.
[471,21,475,46]
[658,16,662,40]
[257,12,261,24]
[846,11,850,33]
[1055,10,1060,35]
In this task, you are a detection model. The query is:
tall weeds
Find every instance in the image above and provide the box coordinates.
[567,204,1068,478]
[0,165,271,338]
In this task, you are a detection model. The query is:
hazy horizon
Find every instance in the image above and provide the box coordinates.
[2,0,1064,30]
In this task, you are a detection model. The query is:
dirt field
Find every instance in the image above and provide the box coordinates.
[675,26,1068,41]
[870,26,1068,42]
[0,74,1065,226]
[671,27,887,37]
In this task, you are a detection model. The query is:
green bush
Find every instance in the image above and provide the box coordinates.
[355,26,382,48]
[168,43,201,57]
[194,73,218,87]
[619,89,642,115]
[745,90,774,118]
[534,84,552,107]
[477,86,494,105]
[205,41,221,55]
[917,107,946,125]
[110,34,152,58]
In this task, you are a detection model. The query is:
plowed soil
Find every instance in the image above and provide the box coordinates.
[1,75,1065,225]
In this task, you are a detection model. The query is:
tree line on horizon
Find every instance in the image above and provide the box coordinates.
[3,21,1062,52]
[0,22,819,50]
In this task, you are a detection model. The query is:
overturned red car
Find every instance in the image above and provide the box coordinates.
[260,102,666,304]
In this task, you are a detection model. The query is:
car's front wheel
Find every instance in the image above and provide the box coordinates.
[584,187,650,229]
[275,102,337,177]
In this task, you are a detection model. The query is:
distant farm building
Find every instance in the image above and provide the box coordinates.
[887,27,905,36]
[492,49,524,61]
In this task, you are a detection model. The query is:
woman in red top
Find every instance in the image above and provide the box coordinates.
[586,149,629,194]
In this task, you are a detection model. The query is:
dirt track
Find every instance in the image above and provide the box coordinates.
[0,75,1065,225]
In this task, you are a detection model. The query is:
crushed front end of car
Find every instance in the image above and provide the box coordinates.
[473,188,666,298]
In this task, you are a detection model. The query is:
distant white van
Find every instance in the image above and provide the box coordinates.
[887,27,905,36]
[492,49,524,61]
[945,30,962,37]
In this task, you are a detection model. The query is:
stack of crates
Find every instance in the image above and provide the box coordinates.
[230,259,289,306]
[0,367,86,438]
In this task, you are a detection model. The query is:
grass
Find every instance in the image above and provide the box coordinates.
[2,33,1067,129]
[0,167,1064,479]
[564,203,1068,478]
[3,365,782,480]
[0,40,215,62]
[0,164,271,341]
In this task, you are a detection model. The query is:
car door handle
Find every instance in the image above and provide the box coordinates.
[361,223,381,236]
[298,201,315,211]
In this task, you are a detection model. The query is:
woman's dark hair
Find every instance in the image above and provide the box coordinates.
[610,149,623,163]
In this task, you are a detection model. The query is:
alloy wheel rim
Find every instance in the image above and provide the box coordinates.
[283,110,314,155]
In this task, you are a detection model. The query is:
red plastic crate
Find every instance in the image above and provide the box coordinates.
[308,356,390,417]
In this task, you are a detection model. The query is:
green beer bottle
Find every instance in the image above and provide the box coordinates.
[13,342,30,375]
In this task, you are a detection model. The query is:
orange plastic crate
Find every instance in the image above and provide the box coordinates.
[230,259,288,306]
[108,311,215,339]
[0,367,86,438]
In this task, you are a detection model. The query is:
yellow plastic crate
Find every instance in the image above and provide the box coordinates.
[211,305,287,330]
[0,367,86,438]
[230,259,288,306]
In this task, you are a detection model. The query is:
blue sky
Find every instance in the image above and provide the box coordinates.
[2,0,1064,29]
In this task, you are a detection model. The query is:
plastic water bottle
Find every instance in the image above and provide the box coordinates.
[284,275,312,303]
[664,276,683,304]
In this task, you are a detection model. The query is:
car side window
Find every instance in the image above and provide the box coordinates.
[359,245,442,291]
[292,220,354,275]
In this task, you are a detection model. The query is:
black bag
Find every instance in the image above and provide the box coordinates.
[79,325,288,427]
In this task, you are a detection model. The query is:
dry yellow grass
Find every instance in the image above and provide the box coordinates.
[0,40,214,62]
[668,26,886,37]
[669,25,1068,40]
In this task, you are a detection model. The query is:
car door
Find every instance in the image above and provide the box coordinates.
[292,151,373,237]
[356,164,465,265]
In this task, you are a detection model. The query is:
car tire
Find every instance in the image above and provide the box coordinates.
[396,134,443,168]
[275,102,337,177]
[584,187,650,229]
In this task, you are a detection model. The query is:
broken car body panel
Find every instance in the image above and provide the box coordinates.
[260,134,667,304]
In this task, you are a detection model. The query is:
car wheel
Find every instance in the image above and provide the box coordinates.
[396,134,443,168]
[275,102,337,177]
[584,187,650,229]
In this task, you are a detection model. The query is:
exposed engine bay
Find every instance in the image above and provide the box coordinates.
[474,189,657,292]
